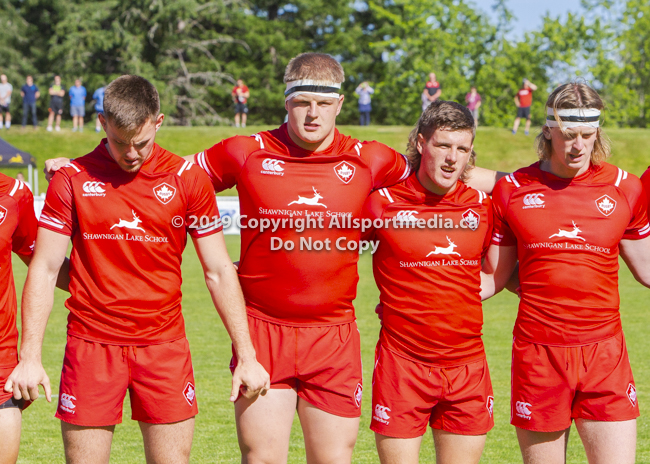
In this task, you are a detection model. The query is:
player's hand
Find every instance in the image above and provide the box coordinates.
[4,360,52,402]
[233,261,239,271]
[230,357,270,402]
[44,157,70,182]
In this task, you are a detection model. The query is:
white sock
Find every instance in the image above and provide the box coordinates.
[5,122,10,128]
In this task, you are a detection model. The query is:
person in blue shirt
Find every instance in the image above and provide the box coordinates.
[69,79,87,132]
[20,76,40,128]
[92,86,105,133]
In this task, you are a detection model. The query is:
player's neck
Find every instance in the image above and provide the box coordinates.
[286,125,336,153]
[540,158,591,179]
[416,170,458,197]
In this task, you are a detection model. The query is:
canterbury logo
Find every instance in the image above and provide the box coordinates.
[522,193,544,208]
[82,181,106,196]
[262,159,285,172]
[59,393,77,414]
[395,210,419,223]
[515,401,532,419]
[374,404,391,421]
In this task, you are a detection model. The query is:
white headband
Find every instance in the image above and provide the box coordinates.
[546,107,601,128]
[284,79,342,101]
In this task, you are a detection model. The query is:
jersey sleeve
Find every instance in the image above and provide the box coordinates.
[621,175,650,240]
[193,136,257,192]
[490,178,517,247]
[360,141,410,190]
[12,186,37,257]
[184,164,223,238]
[39,168,75,236]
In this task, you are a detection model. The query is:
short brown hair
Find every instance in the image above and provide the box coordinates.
[536,82,610,164]
[103,75,160,134]
[284,53,345,84]
[406,100,477,181]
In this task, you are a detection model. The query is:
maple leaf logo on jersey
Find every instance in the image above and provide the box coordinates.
[0,205,6,226]
[354,383,363,408]
[627,384,637,407]
[334,161,356,184]
[462,209,480,230]
[154,183,176,205]
[486,396,494,417]
[596,195,616,217]
[184,382,196,406]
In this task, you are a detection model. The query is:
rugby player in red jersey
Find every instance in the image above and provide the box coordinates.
[45,54,503,463]
[481,83,650,464]
[0,174,70,464]
[6,75,269,464]
[362,101,493,464]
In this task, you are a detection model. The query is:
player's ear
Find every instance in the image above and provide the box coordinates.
[416,133,425,154]
[155,113,165,131]
[335,95,345,116]
[542,125,552,140]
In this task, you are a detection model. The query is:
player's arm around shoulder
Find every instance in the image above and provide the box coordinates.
[6,227,70,403]
[480,178,517,300]
[464,165,509,195]
[619,173,650,287]
[185,167,269,400]
[192,233,270,401]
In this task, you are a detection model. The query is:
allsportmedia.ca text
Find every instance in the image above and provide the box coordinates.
[188,214,476,233]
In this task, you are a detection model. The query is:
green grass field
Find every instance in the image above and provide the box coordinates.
[3,125,650,463]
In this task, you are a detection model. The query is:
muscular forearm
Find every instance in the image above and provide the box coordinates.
[20,265,57,362]
[205,265,256,360]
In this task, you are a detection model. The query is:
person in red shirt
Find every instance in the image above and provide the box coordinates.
[45,54,504,463]
[232,79,250,128]
[512,78,538,136]
[6,75,269,464]
[482,82,650,464]
[421,72,442,112]
[363,101,494,464]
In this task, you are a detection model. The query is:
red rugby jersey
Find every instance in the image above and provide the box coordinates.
[40,141,221,345]
[363,174,492,365]
[491,162,650,346]
[194,124,410,326]
[0,175,36,367]
[642,167,650,207]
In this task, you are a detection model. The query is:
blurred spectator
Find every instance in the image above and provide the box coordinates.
[20,75,40,128]
[93,85,105,132]
[512,78,537,135]
[0,74,13,129]
[232,79,249,128]
[421,72,442,112]
[16,172,31,191]
[69,78,87,132]
[354,82,375,126]
[465,86,482,126]
[47,75,65,132]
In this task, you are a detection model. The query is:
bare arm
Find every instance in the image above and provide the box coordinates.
[514,96,520,107]
[620,237,650,288]
[480,243,518,300]
[464,166,509,194]
[5,228,70,401]
[528,82,538,91]
[192,232,270,401]
[19,254,71,292]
